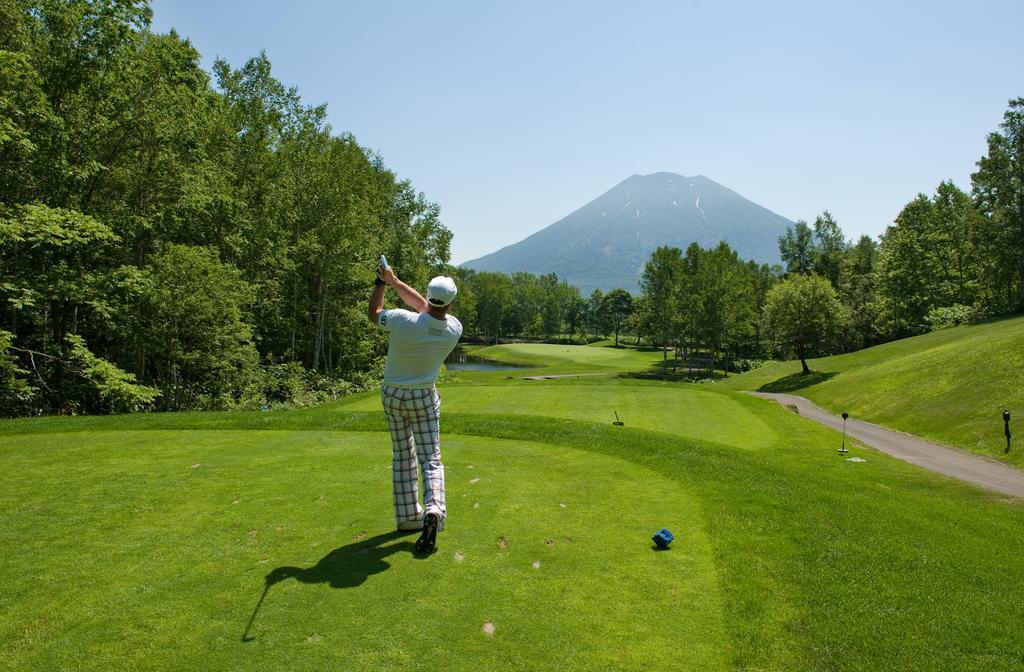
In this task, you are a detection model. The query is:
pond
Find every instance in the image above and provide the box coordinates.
[444,347,529,372]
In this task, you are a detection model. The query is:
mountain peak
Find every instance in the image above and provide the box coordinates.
[462,174,791,294]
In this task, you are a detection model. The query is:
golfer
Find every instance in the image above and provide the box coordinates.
[368,263,462,554]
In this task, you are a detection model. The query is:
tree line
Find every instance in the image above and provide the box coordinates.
[1,1,1020,414]
[1,1,450,415]
[448,268,635,346]
[453,98,1023,376]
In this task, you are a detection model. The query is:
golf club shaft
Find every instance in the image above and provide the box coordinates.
[241,583,271,642]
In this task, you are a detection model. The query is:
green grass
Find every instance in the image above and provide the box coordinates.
[341,382,776,451]
[3,342,1024,670]
[448,342,667,379]
[0,430,726,671]
[720,315,1024,465]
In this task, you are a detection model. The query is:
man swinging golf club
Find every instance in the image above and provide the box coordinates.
[368,256,462,554]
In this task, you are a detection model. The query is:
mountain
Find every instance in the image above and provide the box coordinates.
[461,172,794,294]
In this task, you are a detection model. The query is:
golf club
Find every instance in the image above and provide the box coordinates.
[613,411,624,426]
[241,581,272,642]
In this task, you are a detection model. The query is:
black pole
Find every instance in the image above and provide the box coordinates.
[1004,410,1011,454]
[839,412,849,454]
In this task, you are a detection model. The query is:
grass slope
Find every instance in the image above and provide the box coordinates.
[2,343,1024,670]
[719,316,1024,465]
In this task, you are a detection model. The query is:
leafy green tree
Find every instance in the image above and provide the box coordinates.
[972,98,1024,311]
[0,328,35,416]
[538,273,562,339]
[812,211,848,290]
[876,182,989,337]
[875,195,937,335]
[585,289,607,337]
[63,333,159,413]
[624,294,653,346]
[0,1,456,415]
[600,288,633,347]
[0,203,120,352]
[841,235,879,348]
[641,246,682,369]
[693,242,754,368]
[748,261,781,355]
[142,244,258,409]
[563,295,588,341]
[764,274,846,374]
[930,181,982,307]
[472,272,512,343]
[779,220,814,276]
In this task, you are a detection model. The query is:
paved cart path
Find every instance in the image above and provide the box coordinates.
[747,392,1024,499]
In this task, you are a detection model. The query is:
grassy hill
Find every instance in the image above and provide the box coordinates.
[3,343,1024,670]
[719,316,1024,466]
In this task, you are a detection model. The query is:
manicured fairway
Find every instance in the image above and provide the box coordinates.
[3,342,1024,671]
[342,382,777,451]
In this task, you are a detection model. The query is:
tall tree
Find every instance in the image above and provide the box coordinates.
[812,211,848,290]
[779,220,815,276]
[600,288,633,347]
[841,235,879,348]
[972,98,1024,312]
[693,242,754,368]
[875,195,937,335]
[763,274,846,374]
[640,246,682,370]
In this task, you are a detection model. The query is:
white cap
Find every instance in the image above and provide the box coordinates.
[426,276,457,307]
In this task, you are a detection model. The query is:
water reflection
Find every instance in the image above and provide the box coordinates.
[444,347,527,371]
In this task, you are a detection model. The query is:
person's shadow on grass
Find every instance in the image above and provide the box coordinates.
[243,530,415,641]
[267,530,415,589]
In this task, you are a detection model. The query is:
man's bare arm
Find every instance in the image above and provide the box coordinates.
[380,267,429,313]
[368,278,387,324]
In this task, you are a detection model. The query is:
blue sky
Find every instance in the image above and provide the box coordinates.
[152,1,1024,264]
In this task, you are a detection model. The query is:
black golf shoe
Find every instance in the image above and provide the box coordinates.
[415,513,439,554]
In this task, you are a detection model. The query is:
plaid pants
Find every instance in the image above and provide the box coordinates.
[381,385,446,530]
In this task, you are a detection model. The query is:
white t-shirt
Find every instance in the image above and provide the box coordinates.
[379,309,463,388]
